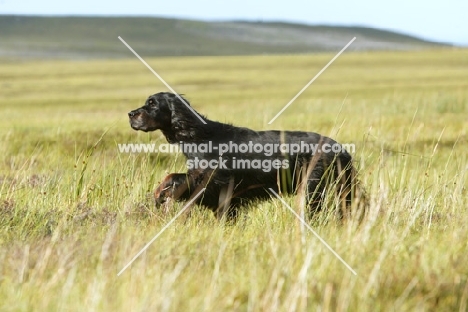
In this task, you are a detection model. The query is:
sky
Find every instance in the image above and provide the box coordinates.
[1,0,467,45]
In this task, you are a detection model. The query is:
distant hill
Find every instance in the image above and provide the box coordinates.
[0,15,446,59]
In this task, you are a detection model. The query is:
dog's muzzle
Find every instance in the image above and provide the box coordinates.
[128,110,138,118]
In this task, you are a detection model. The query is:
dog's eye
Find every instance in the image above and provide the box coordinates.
[147,98,158,107]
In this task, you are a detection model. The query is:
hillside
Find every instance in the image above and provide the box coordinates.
[0,15,445,59]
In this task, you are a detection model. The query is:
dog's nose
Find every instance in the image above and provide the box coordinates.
[128,111,135,117]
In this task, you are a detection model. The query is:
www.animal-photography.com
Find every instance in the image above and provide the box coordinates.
[1,1,467,311]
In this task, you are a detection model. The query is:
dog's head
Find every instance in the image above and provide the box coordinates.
[128,92,190,132]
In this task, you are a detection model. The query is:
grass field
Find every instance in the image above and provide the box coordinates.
[0,49,467,311]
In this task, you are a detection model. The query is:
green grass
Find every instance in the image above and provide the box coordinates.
[1,49,467,311]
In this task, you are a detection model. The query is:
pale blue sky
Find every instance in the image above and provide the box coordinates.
[1,0,467,45]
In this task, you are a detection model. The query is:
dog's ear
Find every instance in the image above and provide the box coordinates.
[176,94,190,106]
[168,94,190,112]
[167,95,201,141]
[166,96,178,122]
[168,95,194,122]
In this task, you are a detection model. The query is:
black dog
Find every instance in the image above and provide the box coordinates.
[129,92,357,219]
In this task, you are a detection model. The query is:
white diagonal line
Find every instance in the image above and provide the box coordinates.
[268,188,357,275]
[268,37,356,124]
[117,188,206,276]
[118,36,207,125]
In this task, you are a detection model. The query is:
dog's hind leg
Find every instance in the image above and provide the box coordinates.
[216,177,235,221]
[306,174,326,216]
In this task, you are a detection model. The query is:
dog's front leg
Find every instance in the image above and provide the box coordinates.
[154,173,190,212]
